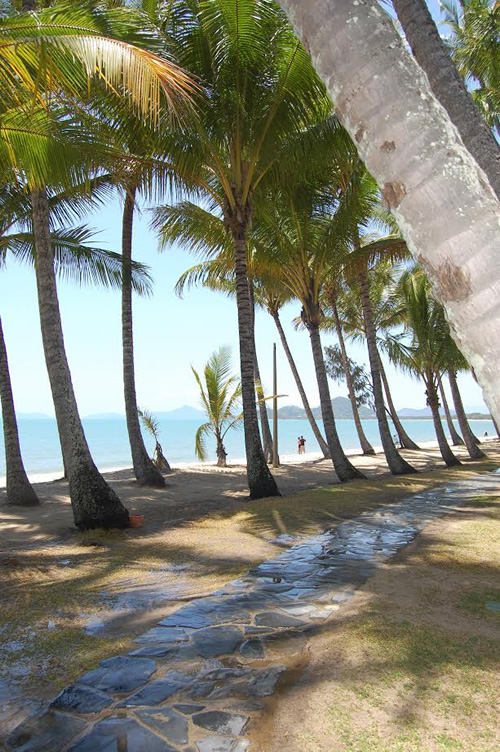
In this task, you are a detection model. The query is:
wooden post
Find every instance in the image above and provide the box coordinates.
[272,343,280,467]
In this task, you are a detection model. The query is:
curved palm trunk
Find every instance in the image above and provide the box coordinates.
[277,0,500,425]
[249,285,273,462]
[379,360,420,450]
[331,299,374,455]
[448,370,486,459]
[154,441,171,472]
[392,0,499,199]
[438,375,463,445]
[426,374,461,467]
[216,434,228,468]
[122,187,165,488]
[359,272,416,475]
[308,321,365,481]
[0,316,39,506]
[229,215,279,498]
[31,188,129,530]
[270,309,330,459]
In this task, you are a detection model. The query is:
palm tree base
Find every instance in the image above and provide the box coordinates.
[69,462,130,530]
[391,459,419,475]
[6,488,40,506]
[135,467,166,488]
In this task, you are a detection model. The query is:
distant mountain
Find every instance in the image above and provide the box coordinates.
[17,412,54,420]
[397,407,435,418]
[269,396,375,421]
[156,405,205,421]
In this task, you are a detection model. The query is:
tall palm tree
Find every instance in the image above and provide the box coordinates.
[276,0,500,426]
[438,375,464,446]
[389,272,461,467]
[192,347,243,467]
[153,0,336,498]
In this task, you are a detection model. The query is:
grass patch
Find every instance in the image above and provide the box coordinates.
[459,589,500,618]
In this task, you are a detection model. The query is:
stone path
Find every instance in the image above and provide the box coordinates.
[5,472,499,752]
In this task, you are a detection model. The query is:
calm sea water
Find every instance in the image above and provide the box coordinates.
[0,416,495,486]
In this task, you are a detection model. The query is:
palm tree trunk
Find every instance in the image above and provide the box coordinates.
[270,308,330,459]
[379,359,420,450]
[358,271,416,475]
[249,285,273,463]
[331,298,374,455]
[426,374,461,467]
[438,375,463,445]
[392,0,499,199]
[216,434,227,468]
[0,316,39,506]
[308,321,365,481]
[276,0,500,426]
[31,188,129,529]
[229,213,279,498]
[448,370,486,459]
[122,187,165,488]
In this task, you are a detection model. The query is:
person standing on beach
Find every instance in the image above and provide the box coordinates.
[298,436,306,454]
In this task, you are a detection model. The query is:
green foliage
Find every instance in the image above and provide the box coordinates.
[324,344,373,409]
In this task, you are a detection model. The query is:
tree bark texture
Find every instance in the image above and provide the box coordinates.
[31,188,129,529]
[0,316,39,506]
[249,287,274,463]
[379,359,420,450]
[448,370,486,459]
[358,271,416,475]
[438,375,463,445]
[331,298,375,455]
[230,214,280,498]
[277,0,500,425]
[392,0,499,199]
[122,187,165,488]
[308,322,365,481]
[270,309,330,459]
[426,374,461,466]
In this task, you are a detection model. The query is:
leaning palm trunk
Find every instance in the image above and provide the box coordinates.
[216,435,228,468]
[438,375,463,446]
[331,299,374,455]
[308,321,365,481]
[379,360,420,450]
[122,187,165,488]
[277,0,500,425]
[392,0,499,199]
[358,271,416,475]
[0,316,39,506]
[448,370,486,460]
[31,188,129,529]
[426,374,461,467]
[229,216,279,498]
[249,286,273,462]
[270,308,330,459]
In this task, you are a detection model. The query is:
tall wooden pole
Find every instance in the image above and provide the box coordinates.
[272,343,280,467]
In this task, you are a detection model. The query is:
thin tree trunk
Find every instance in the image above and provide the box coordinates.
[438,375,463,445]
[379,359,420,450]
[270,308,330,459]
[308,321,365,481]
[358,271,416,475]
[216,434,227,467]
[276,0,500,426]
[31,188,129,530]
[229,213,279,498]
[392,0,499,199]
[122,187,165,488]
[0,316,39,506]
[249,286,273,463]
[331,298,375,455]
[426,374,461,466]
[448,370,486,459]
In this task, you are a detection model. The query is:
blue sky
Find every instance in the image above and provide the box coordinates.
[0,0,489,418]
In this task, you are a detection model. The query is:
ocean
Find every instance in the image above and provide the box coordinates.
[0,415,495,486]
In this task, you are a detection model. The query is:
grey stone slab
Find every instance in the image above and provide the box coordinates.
[196,735,250,752]
[136,707,189,745]
[192,626,243,658]
[254,611,307,628]
[173,703,205,714]
[187,681,217,699]
[78,655,156,694]
[69,716,176,751]
[247,666,286,697]
[7,711,86,751]
[239,639,265,659]
[134,627,191,644]
[50,684,113,714]
[128,644,179,658]
[159,606,214,629]
[193,710,249,736]
[279,603,317,616]
[117,676,190,707]
[198,666,250,682]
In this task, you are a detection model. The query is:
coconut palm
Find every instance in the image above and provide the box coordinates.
[388,272,461,467]
[192,347,243,468]
[138,408,172,472]
[438,375,464,446]
[152,0,338,498]
[276,0,500,425]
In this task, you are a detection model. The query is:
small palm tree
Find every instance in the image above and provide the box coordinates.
[138,409,172,472]
[192,347,243,468]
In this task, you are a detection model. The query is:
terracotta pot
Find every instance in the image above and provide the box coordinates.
[129,514,144,528]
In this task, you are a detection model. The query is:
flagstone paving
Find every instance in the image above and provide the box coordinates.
[4,472,498,752]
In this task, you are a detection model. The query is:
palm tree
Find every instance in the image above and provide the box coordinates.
[391,0,499,197]
[438,375,464,446]
[389,272,461,467]
[153,0,337,498]
[192,347,243,468]
[276,0,500,426]
[138,409,172,472]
